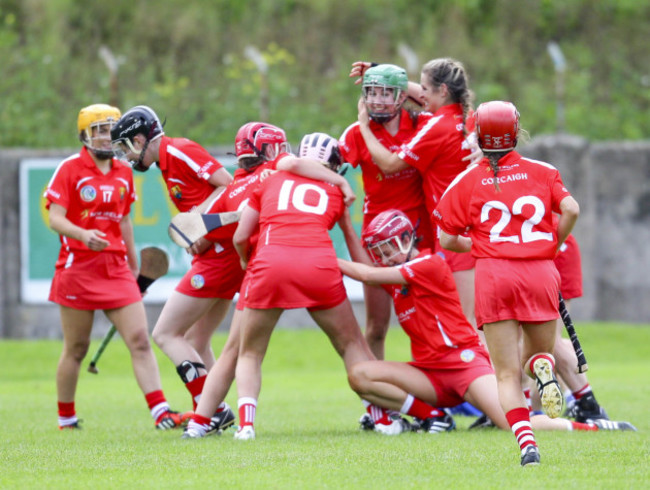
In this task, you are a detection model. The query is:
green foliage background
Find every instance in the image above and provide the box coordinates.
[2,0,649,148]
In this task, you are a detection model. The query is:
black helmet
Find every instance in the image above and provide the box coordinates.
[110,105,164,171]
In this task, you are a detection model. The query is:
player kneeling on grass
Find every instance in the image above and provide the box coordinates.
[337,210,637,443]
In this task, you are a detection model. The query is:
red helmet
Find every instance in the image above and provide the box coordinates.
[234,122,288,160]
[475,101,519,152]
[362,210,414,264]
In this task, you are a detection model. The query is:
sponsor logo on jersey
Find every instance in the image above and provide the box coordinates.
[190,274,205,289]
[80,185,97,202]
[481,173,528,186]
[198,161,214,176]
[228,175,259,198]
[460,349,476,363]
[397,306,416,322]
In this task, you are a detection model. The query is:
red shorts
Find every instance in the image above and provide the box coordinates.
[175,247,245,299]
[554,235,583,300]
[409,343,494,407]
[363,205,436,251]
[474,258,560,328]
[49,251,141,310]
[235,272,252,311]
[243,245,347,310]
[436,247,476,273]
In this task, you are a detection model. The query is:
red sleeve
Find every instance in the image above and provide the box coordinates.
[433,175,472,236]
[397,115,445,173]
[44,160,73,210]
[550,171,572,214]
[179,139,225,180]
[338,123,362,168]
[248,181,263,213]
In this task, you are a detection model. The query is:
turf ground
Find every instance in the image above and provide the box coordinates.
[1,322,648,489]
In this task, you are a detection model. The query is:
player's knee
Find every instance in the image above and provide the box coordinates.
[151,327,168,349]
[126,329,153,354]
[347,362,370,393]
[67,340,91,362]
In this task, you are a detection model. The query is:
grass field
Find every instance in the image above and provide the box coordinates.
[1,322,648,489]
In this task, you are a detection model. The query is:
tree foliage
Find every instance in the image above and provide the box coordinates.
[1,0,649,148]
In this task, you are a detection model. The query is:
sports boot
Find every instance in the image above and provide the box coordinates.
[520,445,540,467]
[574,393,609,423]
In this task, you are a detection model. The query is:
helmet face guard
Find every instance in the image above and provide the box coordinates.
[363,210,415,265]
[110,105,164,170]
[78,104,121,160]
[111,137,139,161]
[234,122,289,164]
[366,235,412,265]
[362,64,409,124]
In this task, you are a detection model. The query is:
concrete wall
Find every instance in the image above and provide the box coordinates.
[2,136,650,338]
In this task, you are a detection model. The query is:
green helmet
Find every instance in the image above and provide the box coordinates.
[362,64,408,123]
[362,64,408,92]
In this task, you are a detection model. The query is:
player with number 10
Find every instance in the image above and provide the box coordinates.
[230,141,374,441]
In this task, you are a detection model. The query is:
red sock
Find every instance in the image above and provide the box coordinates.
[367,404,391,425]
[145,390,170,422]
[572,384,592,400]
[572,421,598,431]
[186,375,207,410]
[58,401,77,427]
[190,413,212,426]
[401,394,444,419]
[238,398,256,427]
[505,407,537,452]
[527,353,555,377]
[58,401,75,418]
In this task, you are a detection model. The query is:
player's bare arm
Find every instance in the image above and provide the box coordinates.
[48,203,110,251]
[462,132,484,166]
[119,214,139,277]
[556,196,580,250]
[357,98,409,175]
[233,205,260,269]
[337,209,373,265]
[195,168,232,213]
[338,259,406,286]
[276,154,356,206]
[439,230,472,253]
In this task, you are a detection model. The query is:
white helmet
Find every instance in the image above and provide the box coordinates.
[298,132,344,173]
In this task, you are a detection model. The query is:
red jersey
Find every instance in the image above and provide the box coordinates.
[339,109,426,215]
[434,151,572,260]
[397,104,474,213]
[203,157,284,243]
[392,250,481,364]
[248,171,345,248]
[157,136,225,212]
[552,215,583,299]
[45,147,136,266]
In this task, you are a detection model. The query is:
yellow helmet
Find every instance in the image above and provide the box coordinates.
[77,104,121,159]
